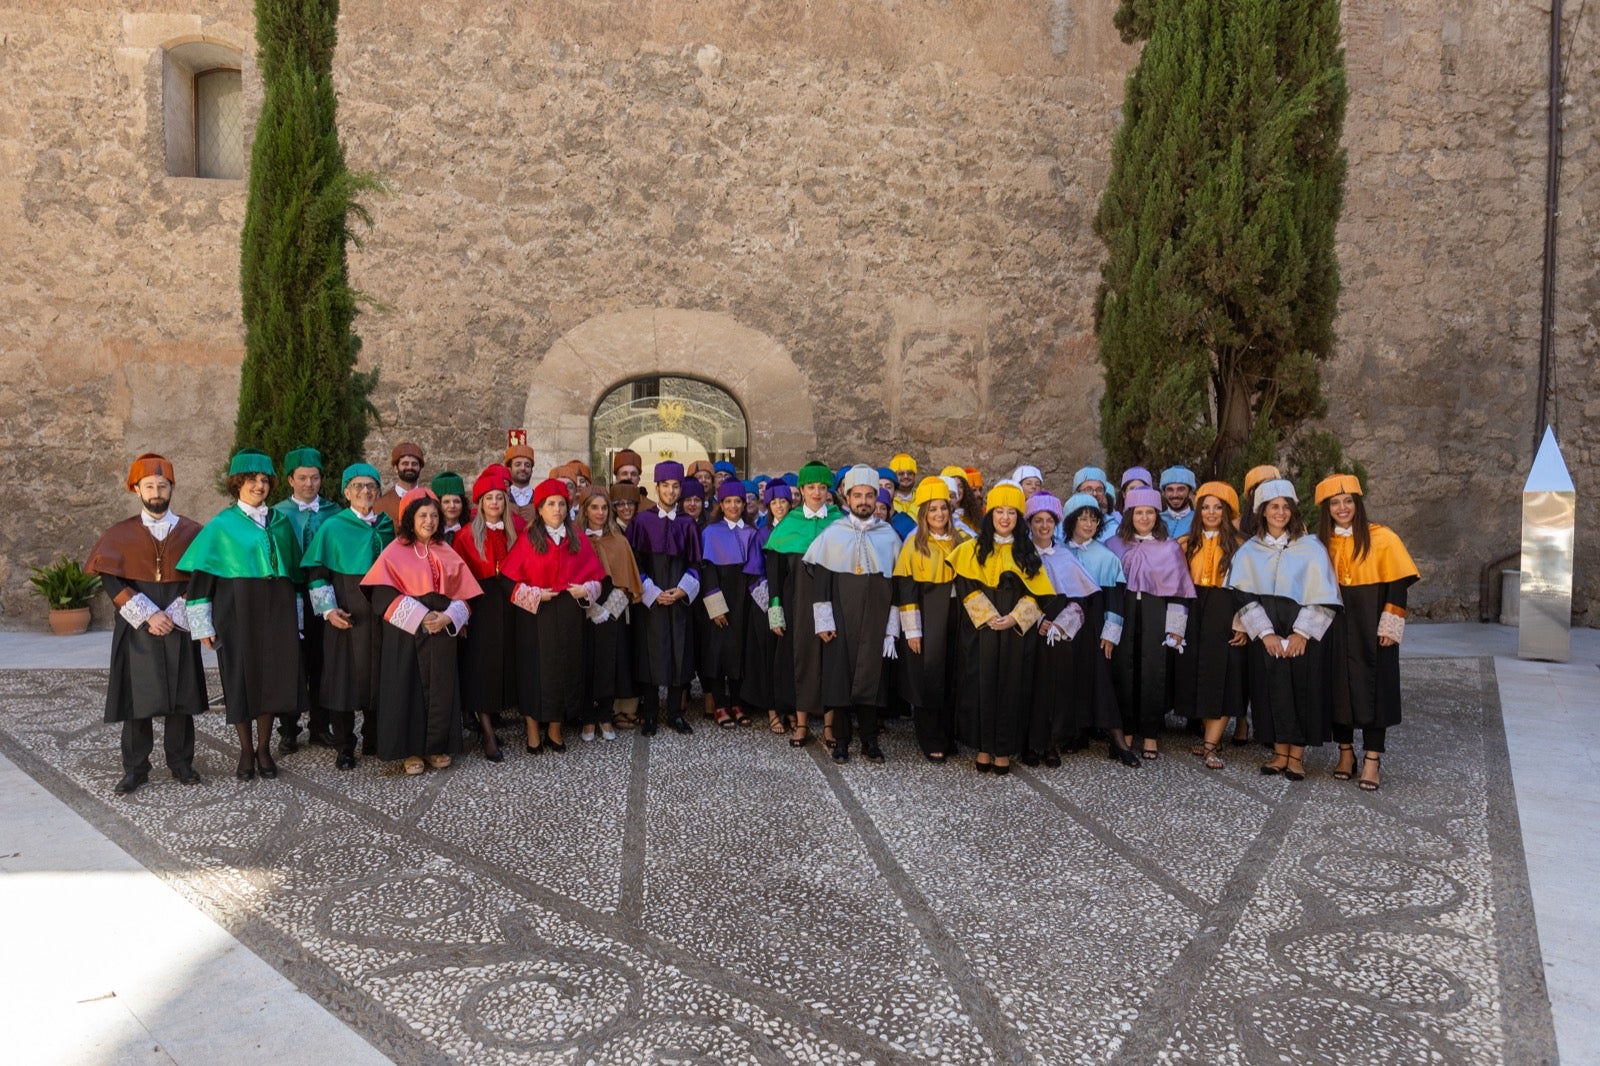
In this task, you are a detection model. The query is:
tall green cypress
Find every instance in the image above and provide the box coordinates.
[1094,0,1349,488]
[235,0,379,498]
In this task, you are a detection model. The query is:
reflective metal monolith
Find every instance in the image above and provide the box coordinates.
[1518,427,1575,661]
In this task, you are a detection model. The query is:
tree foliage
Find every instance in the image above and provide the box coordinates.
[234,0,381,500]
[1094,0,1350,487]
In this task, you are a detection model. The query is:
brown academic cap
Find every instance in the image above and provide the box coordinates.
[390,441,425,466]
[613,449,642,473]
[126,453,175,491]
[504,443,536,464]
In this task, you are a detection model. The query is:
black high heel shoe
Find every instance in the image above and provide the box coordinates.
[1109,745,1140,768]
[235,751,256,781]
[256,750,278,780]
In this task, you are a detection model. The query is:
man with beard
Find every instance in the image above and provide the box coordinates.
[889,453,919,515]
[272,446,335,752]
[1159,466,1197,539]
[626,461,703,735]
[804,465,903,763]
[85,454,207,794]
[375,441,426,523]
[612,449,643,486]
[505,442,539,529]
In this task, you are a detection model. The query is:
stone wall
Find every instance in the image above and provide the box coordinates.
[0,1,1594,626]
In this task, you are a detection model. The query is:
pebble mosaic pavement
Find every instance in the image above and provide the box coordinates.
[0,658,1559,1065]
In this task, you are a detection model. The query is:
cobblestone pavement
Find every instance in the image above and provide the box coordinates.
[0,659,1558,1065]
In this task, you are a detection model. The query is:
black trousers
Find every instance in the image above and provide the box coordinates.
[831,704,880,749]
[121,716,195,775]
[640,685,685,725]
[1331,723,1387,753]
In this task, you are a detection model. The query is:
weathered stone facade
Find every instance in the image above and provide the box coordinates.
[1,1,1594,625]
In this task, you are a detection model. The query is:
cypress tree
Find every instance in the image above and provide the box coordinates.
[1094,0,1350,489]
[234,0,380,499]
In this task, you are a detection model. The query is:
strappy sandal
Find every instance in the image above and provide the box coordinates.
[789,724,810,748]
[1331,743,1355,781]
[1283,754,1306,782]
[768,710,788,735]
[714,708,737,730]
[1141,741,1159,761]
[733,708,752,726]
[1359,752,1382,791]
[1201,742,1225,770]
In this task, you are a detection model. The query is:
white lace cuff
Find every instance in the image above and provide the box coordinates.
[899,606,923,640]
[165,595,190,632]
[119,593,160,629]
[309,584,339,617]
[603,588,630,619]
[1101,614,1124,645]
[1292,604,1335,642]
[585,599,611,625]
[885,607,901,641]
[1053,602,1084,640]
[1377,609,1405,644]
[813,600,837,634]
[582,580,603,604]
[386,595,428,634]
[640,577,662,607]
[749,579,770,613]
[512,583,543,615]
[444,600,470,634]
[1238,602,1274,641]
[186,600,215,641]
[677,571,700,603]
[768,604,786,631]
[703,589,730,619]
[1164,602,1189,638]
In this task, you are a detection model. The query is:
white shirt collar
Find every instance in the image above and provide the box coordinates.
[545,524,567,543]
[585,527,602,537]
[803,504,828,519]
[141,510,177,539]
[509,483,534,505]
[1202,529,1218,539]
[1262,532,1291,548]
[993,534,1014,545]
[1035,541,1055,555]
[1135,533,1154,541]
[360,510,379,525]
[657,506,678,521]
[725,518,746,530]
[392,483,409,497]
[1333,526,1354,537]
[237,501,269,527]
[847,514,876,531]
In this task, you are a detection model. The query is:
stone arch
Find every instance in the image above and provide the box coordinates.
[522,308,816,475]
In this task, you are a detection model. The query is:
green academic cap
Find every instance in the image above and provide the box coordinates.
[430,471,467,499]
[797,461,833,487]
[228,449,276,477]
[283,446,323,474]
[341,462,381,492]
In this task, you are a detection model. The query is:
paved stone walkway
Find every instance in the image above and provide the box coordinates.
[0,660,1558,1065]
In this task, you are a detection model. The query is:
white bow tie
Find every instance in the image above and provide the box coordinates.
[545,526,566,543]
[486,521,505,531]
[296,499,320,512]
[1333,526,1353,537]
[238,502,269,527]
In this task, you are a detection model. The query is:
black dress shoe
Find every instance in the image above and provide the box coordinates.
[546,740,567,753]
[174,768,203,786]
[862,743,886,764]
[525,743,543,755]
[114,770,148,795]
[335,753,357,771]
[640,720,659,737]
[975,760,993,774]
[256,752,278,780]
[483,748,504,763]
[993,763,1012,776]
[1019,750,1041,767]
[667,716,693,735]
[1043,752,1062,769]
[831,745,849,763]
[1110,746,1140,768]
[235,752,256,781]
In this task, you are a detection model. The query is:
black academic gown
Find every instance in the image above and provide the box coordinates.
[954,571,1038,758]
[767,551,825,712]
[461,573,518,719]
[370,588,464,759]
[895,574,960,756]
[1173,585,1246,721]
[632,560,696,688]
[761,547,799,713]
[813,567,895,709]
[309,569,382,715]
[100,574,208,723]
[697,560,752,683]
[187,571,303,726]
[515,581,606,724]
[1029,591,1096,752]
[1238,594,1331,747]
[1108,585,1180,739]
[590,595,635,703]
[1327,580,1414,731]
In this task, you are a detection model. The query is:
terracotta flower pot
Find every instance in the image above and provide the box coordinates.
[48,607,92,636]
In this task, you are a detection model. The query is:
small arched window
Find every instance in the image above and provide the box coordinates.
[162,41,245,180]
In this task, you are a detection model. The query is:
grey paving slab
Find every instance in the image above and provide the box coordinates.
[0,657,1560,1065]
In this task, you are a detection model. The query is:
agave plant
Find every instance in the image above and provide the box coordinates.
[28,555,102,610]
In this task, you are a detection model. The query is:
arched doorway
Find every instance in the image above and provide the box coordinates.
[520,308,816,478]
[591,376,748,476]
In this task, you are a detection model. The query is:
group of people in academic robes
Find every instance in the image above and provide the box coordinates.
[84,440,1418,796]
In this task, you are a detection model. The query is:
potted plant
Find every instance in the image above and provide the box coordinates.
[29,555,103,636]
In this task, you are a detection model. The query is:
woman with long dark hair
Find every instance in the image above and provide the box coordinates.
[1316,475,1419,791]
[1059,494,1137,765]
[893,476,969,762]
[504,479,608,753]
[1174,482,1247,769]
[452,465,523,761]
[1107,488,1195,760]
[361,488,482,775]
[1228,479,1341,780]
[949,483,1051,775]
[178,450,304,781]
[579,486,642,742]
[747,483,792,733]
